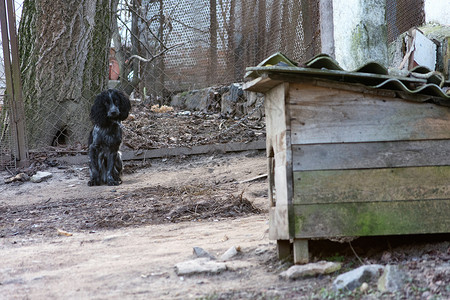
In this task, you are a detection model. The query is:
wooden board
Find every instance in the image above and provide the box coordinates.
[288,83,450,144]
[55,140,266,165]
[243,75,282,93]
[265,83,294,211]
[269,206,291,240]
[293,166,450,204]
[293,199,450,238]
[265,83,290,156]
[292,140,450,171]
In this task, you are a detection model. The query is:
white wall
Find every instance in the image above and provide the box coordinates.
[425,0,450,25]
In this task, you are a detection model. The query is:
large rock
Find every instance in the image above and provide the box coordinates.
[377,265,407,293]
[174,258,226,276]
[333,264,384,291]
[280,261,342,280]
[171,83,265,118]
[243,90,264,120]
[221,83,244,116]
[30,171,53,183]
[171,88,217,112]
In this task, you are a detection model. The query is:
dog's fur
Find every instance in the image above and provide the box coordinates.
[88,89,131,186]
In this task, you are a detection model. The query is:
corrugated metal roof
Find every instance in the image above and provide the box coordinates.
[245,53,450,103]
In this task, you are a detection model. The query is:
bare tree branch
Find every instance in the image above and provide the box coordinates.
[128,42,183,63]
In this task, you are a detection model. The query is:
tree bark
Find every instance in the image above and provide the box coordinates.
[19,0,113,148]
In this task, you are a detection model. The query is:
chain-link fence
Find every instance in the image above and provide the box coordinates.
[1,0,427,171]
[386,0,425,43]
[115,0,321,101]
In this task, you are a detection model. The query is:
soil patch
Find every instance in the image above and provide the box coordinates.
[1,184,261,238]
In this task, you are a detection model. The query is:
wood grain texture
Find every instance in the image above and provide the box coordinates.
[269,206,291,240]
[293,166,450,204]
[292,140,450,171]
[293,199,450,238]
[55,140,266,165]
[288,83,450,144]
[265,83,294,210]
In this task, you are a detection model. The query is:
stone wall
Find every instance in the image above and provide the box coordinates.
[171,83,265,119]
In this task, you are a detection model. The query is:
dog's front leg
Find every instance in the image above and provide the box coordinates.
[106,151,120,186]
[88,146,102,186]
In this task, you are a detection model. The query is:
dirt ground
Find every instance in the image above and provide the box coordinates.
[1,106,449,299]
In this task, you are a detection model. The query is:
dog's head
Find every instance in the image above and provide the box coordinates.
[90,89,131,126]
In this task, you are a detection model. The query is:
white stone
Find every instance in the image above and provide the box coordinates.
[30,171,53,183]
[220,246,239,261]
[174,258,226,276]
[279,261,342,280]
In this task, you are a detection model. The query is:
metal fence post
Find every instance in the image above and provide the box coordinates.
[0,0,29,168]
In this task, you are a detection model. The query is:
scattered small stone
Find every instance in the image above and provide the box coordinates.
[220,246,240,261]
[279,261,342,280]
[193,247,215,259]
[377,265,407,293]
[333,264,384,291]
[174,258,227,276]
[421,291,431,299]
[30,171,53,183]
[360,282,369,293]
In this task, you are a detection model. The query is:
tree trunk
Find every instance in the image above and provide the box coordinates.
[19,0,113,148]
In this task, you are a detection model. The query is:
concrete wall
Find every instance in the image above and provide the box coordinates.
[333,0,388,70]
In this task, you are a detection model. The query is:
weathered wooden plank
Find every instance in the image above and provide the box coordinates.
[292,140,450,171]
[269,206,291,240]
[293,200,450,238]
[288,83,450,144]
[265,83,290,156]
[265,83,294,210]
[55,140,266,165]
[293,166,450,204]
[243,74,282,93]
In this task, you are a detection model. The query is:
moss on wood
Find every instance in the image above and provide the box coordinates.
[294,200,450,237]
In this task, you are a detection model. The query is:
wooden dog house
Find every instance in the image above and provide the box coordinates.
[244,53,450,264]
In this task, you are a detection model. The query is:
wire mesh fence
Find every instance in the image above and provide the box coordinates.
[0,0,427,171]
[386,0,425,43]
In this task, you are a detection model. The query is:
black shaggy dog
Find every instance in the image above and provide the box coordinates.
[88,89,131,186]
